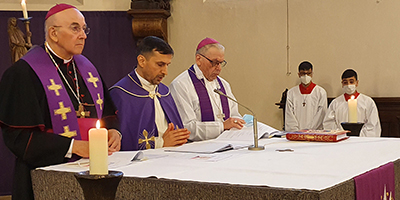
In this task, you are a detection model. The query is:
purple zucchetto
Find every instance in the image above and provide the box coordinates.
[45,4,77,20]
[196,37,220,51]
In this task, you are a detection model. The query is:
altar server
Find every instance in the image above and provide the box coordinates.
[0,4,121,199]
[323,69,381,137]
[285,61,327,131]
[110,36,190,150]
[170,37,244,141]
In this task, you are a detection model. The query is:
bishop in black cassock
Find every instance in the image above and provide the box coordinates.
[0,4,120,199]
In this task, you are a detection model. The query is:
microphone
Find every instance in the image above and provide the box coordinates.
[214,89,264,151]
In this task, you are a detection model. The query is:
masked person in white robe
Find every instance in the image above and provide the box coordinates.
[285,61,327,131]
[170,38,244,141]
[323,69,381,137]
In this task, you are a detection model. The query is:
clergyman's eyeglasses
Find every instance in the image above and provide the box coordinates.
[199,53,227,68]
[52,24,90,35]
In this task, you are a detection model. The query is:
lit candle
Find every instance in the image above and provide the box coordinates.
[348,95,357,123]
[89,120,108,175]
[21,0,28,19]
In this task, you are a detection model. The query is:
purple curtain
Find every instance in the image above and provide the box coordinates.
[0,11,137,196]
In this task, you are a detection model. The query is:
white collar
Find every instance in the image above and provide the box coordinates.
[193,63,219,86]
[193,64,205,80]
[45,42,73,64]
[135,68,157,92]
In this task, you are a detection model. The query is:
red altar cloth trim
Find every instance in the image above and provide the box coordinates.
[354,162,395,200]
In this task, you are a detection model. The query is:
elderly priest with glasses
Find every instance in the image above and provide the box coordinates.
[170,38,244,141]
[0,4,121,200]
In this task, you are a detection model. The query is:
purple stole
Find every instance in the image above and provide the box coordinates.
[21,46,104,140]
[110,70,183,151]
[188,65,230,121]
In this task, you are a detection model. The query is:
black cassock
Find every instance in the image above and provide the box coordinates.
[0,47,119,200]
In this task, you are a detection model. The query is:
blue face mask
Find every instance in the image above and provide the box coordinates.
[243,114,254,127]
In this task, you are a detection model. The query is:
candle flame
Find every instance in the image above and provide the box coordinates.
[21,0,25,4]
[96,120,100,129]
[351,95,355,100]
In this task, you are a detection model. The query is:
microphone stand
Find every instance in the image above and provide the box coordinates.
[214,89,264,150]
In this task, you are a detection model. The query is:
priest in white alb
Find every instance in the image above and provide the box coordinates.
[285,61,327,131]
[170,38,244,141]
[323,69,381,137]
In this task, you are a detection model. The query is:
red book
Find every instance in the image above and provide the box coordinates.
[286,130,349,142]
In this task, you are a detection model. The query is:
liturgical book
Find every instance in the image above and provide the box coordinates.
[286,129,349,142]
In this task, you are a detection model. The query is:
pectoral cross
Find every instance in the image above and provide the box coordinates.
[217,113,225,121]
[303,102,306,107]
[76,103,90,118]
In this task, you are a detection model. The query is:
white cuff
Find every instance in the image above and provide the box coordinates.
[218,121,224,134]
[65,139,74,158]
[154,136,164,148]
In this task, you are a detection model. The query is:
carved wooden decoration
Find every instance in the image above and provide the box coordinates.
[7,17,32,64]
[128,0,171,42]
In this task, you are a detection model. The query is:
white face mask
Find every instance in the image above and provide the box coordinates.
[342,84,357,95]
[300,75,312,85]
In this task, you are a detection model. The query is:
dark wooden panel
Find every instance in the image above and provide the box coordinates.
[374,98,400,138]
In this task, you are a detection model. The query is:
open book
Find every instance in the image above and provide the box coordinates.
[216,122,281,141]
[164,122,280,154]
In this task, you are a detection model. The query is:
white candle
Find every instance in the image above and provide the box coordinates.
[89,120,108,175]
[348,96,357,123]
[21,0,28,19]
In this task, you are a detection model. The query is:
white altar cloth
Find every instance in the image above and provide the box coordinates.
[40,137,400,191]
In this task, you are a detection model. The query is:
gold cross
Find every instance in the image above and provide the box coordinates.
[87,72,99,88]
[76,103,90,118]
[60,125,77,138]
[96,93,103,110]
[47,79,62,96]
[138,130,155,149]
[54,102,71,120]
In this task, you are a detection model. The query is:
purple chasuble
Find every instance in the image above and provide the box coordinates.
[110,70,183,151]
[188,65,230,121]
[21,46,104,140]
